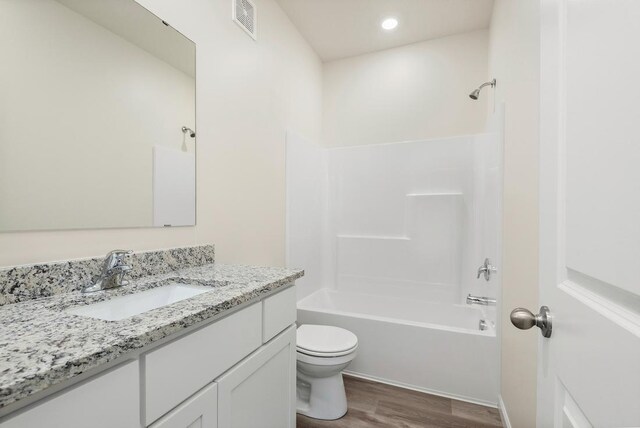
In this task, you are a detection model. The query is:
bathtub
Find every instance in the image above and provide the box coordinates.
[297,288,499,406]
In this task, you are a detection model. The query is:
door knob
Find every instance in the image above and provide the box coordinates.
[510,306,552,338]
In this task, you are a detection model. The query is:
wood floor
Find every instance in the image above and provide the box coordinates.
[296,375,503,428]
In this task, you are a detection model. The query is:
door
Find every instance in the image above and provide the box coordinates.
[150,383,217,428]
[216,325,296,428]
[535,0,640,426]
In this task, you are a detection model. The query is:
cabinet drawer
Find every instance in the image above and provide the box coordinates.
[0,361,139,428]
[144,303,262,425]
[262,285,296,343]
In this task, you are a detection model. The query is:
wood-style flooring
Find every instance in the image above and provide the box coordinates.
[296,375,503,428]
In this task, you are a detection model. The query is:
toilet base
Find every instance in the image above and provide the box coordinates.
[296,371,348,420]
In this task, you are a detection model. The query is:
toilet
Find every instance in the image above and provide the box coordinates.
[295,324,358,420]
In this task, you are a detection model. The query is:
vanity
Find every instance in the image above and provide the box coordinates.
[0,246,303,428]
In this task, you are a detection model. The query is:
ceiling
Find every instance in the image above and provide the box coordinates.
[275,0,495,61]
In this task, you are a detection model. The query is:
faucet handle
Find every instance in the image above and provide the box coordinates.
[107,249,132,262]
[477,258,497,281]
[104,250,133,271]
[476,266,488,279]
[108,249,133,257]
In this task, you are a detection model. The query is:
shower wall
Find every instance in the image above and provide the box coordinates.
[287,127,503,304]
[327,137,474,303]
[470,109,504,306]
[286,131,327,300]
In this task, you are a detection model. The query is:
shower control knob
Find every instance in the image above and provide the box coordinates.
[476,258,497,281]
[510,306,552,338]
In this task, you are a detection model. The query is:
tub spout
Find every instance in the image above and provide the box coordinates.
[466,294,496,306]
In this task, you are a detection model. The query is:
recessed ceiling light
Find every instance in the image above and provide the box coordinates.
[381,17,398,31]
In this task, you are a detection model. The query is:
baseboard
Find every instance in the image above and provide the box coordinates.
[498,394,512,428]
[343,370,498,408]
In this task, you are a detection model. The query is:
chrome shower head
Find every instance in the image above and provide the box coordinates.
[182,126,196,138]
[469,79,496,100]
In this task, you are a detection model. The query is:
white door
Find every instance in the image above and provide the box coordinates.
[217,326,296,428]
[533,0,640,426]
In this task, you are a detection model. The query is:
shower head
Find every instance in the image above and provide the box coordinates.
[182,126,196,138]
[469,79,496,100]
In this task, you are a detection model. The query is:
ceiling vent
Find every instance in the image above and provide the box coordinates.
[233,0,257,40]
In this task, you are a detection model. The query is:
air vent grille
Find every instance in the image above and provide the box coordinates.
[233,0,257,40]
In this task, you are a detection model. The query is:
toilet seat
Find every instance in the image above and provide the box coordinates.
[297,347,357,358]
[296,325,358,358]
[296,348,356,366]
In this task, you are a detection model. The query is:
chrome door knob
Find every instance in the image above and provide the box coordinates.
[510,306,552,338]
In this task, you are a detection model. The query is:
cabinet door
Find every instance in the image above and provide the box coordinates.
[150,383,217,428]
[217,325,296,428]
[0,361,139,428]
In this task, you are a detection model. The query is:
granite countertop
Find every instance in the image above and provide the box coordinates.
[0,263,303,409]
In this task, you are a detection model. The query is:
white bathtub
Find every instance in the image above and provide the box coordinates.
[297,288,499,406]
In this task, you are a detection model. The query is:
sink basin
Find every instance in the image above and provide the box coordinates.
[66,283,211,321]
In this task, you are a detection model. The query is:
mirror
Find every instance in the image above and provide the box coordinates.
[0,0,196,232]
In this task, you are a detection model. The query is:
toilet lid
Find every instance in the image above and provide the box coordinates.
[296,324,358,355]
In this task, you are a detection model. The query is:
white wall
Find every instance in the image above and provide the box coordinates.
[322,30,489,147]
[0,0,195,231]
[0,0,322,267]
[488,1,540,427]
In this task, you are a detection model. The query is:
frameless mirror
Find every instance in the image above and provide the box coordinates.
[0,0,196,232]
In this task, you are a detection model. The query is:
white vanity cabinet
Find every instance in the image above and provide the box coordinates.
[0,285,297,428]
[144,285,297,428]
[217,326,296,428]
[148,325,296,428]
[0,361,140,428]
[143,303,263,425]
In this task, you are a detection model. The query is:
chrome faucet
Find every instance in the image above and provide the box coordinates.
[83,250,133,293]
[466,294,497,306]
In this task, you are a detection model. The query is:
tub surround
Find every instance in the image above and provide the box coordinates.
[0,245,303,410]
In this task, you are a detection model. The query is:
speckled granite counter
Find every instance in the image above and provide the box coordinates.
[0,260,303,409]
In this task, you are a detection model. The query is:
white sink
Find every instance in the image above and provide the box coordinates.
[66,283,211,321]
